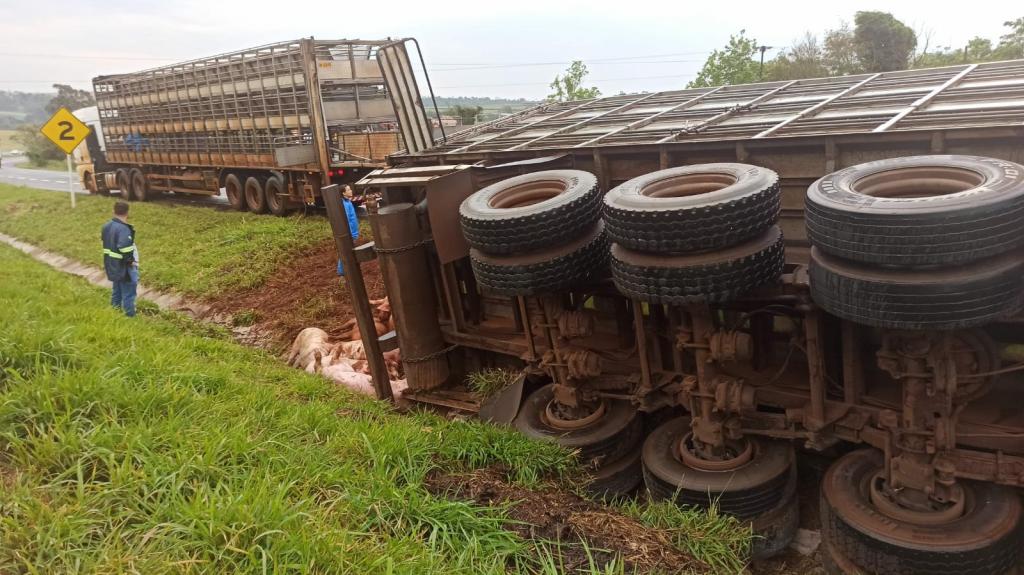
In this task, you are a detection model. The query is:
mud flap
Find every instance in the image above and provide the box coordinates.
[478,372,526,424]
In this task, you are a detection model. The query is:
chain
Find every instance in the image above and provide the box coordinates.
[374,237,433,255]
[404,344,458,364]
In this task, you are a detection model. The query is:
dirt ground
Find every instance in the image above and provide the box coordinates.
[426,467,710,574]
[210,237,387,351]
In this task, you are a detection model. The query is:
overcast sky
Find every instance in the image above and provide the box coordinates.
[0,0,1016,99]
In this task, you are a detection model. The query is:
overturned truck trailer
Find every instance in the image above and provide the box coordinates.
[346,60,1024,573]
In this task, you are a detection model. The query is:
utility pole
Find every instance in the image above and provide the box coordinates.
[757,45,774,80]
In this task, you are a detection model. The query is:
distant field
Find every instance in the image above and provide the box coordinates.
[0,129,18,152]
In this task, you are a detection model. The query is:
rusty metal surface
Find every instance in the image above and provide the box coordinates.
[401,60,1024,157]
[427,169,477,264]
[323,184,393,401]
[370,202,450,391]
[94,38,404,172]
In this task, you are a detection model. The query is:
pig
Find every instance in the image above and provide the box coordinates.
[287,327,335,373]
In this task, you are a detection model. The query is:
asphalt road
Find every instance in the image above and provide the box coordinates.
[0,156,230,208]
[0,156,85,193]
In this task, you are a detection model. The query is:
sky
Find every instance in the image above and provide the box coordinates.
[0,0,1016,100]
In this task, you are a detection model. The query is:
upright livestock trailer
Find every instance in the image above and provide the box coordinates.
[80,38,439,214]
[341,59,1024,573]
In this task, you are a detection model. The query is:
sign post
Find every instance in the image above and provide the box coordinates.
[40,107,90,208]
[66,153,75,208]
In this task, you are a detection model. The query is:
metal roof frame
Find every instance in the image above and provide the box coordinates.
[401,60,1024,158]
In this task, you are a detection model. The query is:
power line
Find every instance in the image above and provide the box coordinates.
[434,72,697,90]
[431,59,707,72]
[430,51,712,69]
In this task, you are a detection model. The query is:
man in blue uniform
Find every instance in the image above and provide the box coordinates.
[336,185,360,280]
[101,201,139,316]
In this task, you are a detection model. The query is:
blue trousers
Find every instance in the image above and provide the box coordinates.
[111,268,138,317]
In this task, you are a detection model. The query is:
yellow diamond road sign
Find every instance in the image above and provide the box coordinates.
[40,107,91,155]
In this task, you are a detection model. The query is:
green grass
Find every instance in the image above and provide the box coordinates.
[0,244,749,574]
[618,500,750,574]
[18,158,69,171]
[467,369,521,399]
[0,243,580,573]
[0,184,332,298]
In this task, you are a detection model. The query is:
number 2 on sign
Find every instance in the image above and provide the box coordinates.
[58,121,74,141]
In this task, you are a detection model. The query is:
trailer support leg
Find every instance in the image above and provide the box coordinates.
[323,184,394,402]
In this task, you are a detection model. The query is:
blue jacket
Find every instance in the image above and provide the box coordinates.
[101,218,136,281]
[336,198,359,276]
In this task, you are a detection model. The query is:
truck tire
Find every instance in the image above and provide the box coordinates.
[460,170,601,255]
[642,417,795,519]
[603,163,780,253]
[265,176,291,216]
[806,155,1024,266]
[224,174,246,211]
[587,448,643,500]
[115,169,131,200]
[470,221,609,296]
[514,383,642,467]
[809,247,1024,330]
[83,171,97,195]
[821,449,1023,575]
[244,176,268,214]
[130,169,149,202]
[610,225,784,304]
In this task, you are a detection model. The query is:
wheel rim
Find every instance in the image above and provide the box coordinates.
[851,166,985,199]
[543,399,606,430]
[488,179,566,209]
[676,432,754,472]
[640,172,737,198]
[266,180,286,212]
[868,473,966,526]
[823,449,1023,554]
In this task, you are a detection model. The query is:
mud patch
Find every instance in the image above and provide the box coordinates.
[425,467,709,574]
[211,238,386,351]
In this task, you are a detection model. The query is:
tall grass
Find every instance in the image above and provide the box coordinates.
[0,240,748,574]
[617,499,751,574]
[0,184,332,298]
[0,245,576,573]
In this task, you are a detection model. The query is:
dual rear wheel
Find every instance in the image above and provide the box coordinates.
[820,449,1022,575]
[229,173,291,215]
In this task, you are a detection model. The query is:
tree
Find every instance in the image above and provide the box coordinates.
[548,61,601,102]
[853,11,917,72]
[767,32,829,80]
[44,84,95,115]
[689,31,762,88]
[914,36,994,68]
[995,17,1024,59]
[446,105,484,125]
[14,124,63,166]
[823,23,862,75]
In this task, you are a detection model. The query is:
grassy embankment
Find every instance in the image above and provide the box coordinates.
[0,245,749,573]
[0,184,333,298]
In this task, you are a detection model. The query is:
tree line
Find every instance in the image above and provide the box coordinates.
[10,84,95,165]
[690,12,1024,88]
